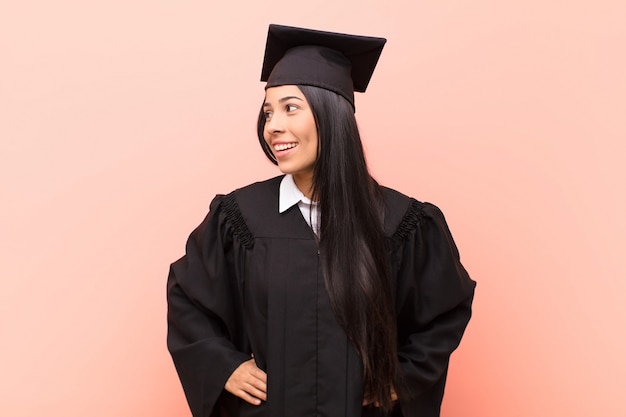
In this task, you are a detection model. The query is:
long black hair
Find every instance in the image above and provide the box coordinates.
[258,85,399,412]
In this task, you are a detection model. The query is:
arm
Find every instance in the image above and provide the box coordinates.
[394,202,476,415]
[166,196,255,416]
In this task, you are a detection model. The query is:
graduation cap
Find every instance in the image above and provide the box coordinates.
[260,24,387,109]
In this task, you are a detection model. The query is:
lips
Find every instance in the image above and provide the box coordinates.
[274,142,298,151]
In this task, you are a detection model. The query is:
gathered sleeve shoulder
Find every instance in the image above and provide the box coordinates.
[390,199,476,415]
[166,193,252,417]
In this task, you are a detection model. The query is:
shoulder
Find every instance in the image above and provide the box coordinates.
[205,176,284,248]
[380,186,447,242]
[209,175,282,211]
[231,175,282,209]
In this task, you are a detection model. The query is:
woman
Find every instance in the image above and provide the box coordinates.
[167,24,476,417]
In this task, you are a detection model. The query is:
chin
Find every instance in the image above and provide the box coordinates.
[276,163,295,175]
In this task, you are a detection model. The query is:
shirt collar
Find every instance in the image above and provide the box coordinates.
[279,174,314,213]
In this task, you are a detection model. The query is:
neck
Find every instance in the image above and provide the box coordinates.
[293,173,314,200]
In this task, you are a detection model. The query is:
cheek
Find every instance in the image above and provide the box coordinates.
[304,118,318,143]
[309,125,319,148]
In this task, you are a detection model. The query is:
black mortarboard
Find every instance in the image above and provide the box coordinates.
[260,24,387,109]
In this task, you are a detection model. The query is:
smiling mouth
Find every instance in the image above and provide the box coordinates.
[274,143,298,151]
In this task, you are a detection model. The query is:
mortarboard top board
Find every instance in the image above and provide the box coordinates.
[260,24,387,109]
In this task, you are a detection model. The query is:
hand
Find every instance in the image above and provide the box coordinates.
[224,358,267,405]
[362,388,398,407]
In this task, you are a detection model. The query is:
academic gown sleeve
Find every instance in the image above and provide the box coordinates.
[167,194,251,417]
[392,201,476,416]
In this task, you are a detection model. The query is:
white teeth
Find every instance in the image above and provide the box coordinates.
[274,143,298,151]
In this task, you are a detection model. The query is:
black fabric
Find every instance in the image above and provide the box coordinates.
[261,24,387,109]
[167,175,476,417]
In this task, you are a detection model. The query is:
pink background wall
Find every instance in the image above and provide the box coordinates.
[2,1,624,416]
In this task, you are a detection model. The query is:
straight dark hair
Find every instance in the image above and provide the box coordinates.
[257,85,399,413]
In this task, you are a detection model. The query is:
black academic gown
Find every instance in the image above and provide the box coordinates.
[167,176,476,417]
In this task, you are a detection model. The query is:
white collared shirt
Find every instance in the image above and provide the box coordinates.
[279,175,319,235]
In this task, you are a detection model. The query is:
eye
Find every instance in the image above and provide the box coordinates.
[286,104,298,112]
[264,111,273,120]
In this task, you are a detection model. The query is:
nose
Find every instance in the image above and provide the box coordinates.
[265,112,285,135]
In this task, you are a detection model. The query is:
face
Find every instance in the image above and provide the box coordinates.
[263,85,319,183]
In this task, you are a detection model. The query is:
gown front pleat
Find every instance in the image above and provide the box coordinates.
[235,177,364,417]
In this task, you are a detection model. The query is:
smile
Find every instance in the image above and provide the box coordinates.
[274,143,298,151]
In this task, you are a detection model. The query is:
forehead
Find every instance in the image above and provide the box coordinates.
[264,85,306,103]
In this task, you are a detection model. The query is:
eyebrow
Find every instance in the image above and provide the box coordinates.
[263,96,304,107]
